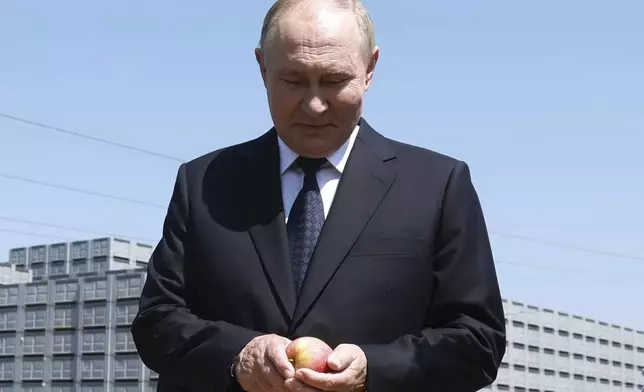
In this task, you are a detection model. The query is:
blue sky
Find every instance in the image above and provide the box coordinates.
[1,0,642,329]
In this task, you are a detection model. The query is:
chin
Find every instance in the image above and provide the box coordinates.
[278,125,340,157]
[288,139,332,158]
[302,141,340,158]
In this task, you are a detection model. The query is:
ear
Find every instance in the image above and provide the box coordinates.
[364,46,379,91]
[255,48,267,86]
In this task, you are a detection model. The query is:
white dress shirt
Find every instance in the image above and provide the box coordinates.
[278,124,359,222]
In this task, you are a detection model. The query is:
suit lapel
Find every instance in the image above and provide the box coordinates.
[245,130,297,321]
[291,120,397,328]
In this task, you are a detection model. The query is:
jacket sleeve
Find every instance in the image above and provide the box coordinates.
[131,162,263,391]
[359,161,506,392]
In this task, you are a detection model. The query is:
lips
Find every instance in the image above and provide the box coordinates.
[298,123,331,127]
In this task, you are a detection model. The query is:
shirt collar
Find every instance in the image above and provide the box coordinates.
[278,124,360,175]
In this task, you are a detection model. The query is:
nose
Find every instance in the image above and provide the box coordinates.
[302,90,328,116]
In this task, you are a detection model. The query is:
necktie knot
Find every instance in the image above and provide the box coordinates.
[296,157,327,177]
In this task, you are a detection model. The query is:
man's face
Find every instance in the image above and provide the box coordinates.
[256,6,378,158]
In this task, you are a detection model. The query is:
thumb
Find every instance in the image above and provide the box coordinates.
[326,346,355,371]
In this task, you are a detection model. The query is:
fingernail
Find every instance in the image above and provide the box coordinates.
[285,370,293,378]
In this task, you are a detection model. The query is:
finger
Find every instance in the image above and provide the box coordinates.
[284,377,324,392]
[326,345,356,372]
[295,368,347,391]
[254,377,272,392]
[266,342,295,379]
[261,360,290,391]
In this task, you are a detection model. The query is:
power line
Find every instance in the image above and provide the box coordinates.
[0,227,636,283]
[0,173,166,209]
[0,214,641,279]
[490,231,644,262]
[0,112,184,162]
[0,228,74,241]
[2,216,638,275]
[0,216,157,243]
[495,259,644,279]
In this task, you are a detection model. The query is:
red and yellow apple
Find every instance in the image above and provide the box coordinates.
[285,337,333,372]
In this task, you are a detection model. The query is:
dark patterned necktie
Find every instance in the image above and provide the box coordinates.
[287,157,327,295]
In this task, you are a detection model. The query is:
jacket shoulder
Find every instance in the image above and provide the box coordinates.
[384,135,466,174]
[178,133,267,184]
[358,119,465,172]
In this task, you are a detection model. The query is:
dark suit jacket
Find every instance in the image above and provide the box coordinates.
[131,118,506,392]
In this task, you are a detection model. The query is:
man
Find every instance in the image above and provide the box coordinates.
[132,0,506,391]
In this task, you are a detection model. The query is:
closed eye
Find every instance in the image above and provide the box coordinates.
[281,78,302,85]
[323,72,352,85]
[323,78,348,85]
[279,75,350,85]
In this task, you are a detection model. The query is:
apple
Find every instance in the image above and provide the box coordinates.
[286,337,333,372]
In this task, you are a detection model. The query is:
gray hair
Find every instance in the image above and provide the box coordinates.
[258,0,376,59]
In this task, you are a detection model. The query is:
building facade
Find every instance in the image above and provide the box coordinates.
[7,237,152,278]
[0,265,31,285]
[482,299,644,392]
[0,238,156,392]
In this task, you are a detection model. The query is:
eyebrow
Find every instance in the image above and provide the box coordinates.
[279,69,350,77]
[279,69,304,77]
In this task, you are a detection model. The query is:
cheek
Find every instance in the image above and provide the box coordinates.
[269,87,301,116]
[331,83,363,109]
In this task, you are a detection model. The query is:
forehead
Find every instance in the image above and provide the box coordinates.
[268,7,363,70]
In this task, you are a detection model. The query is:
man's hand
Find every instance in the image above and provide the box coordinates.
[285,344,367,392]
[235,334,295,392]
